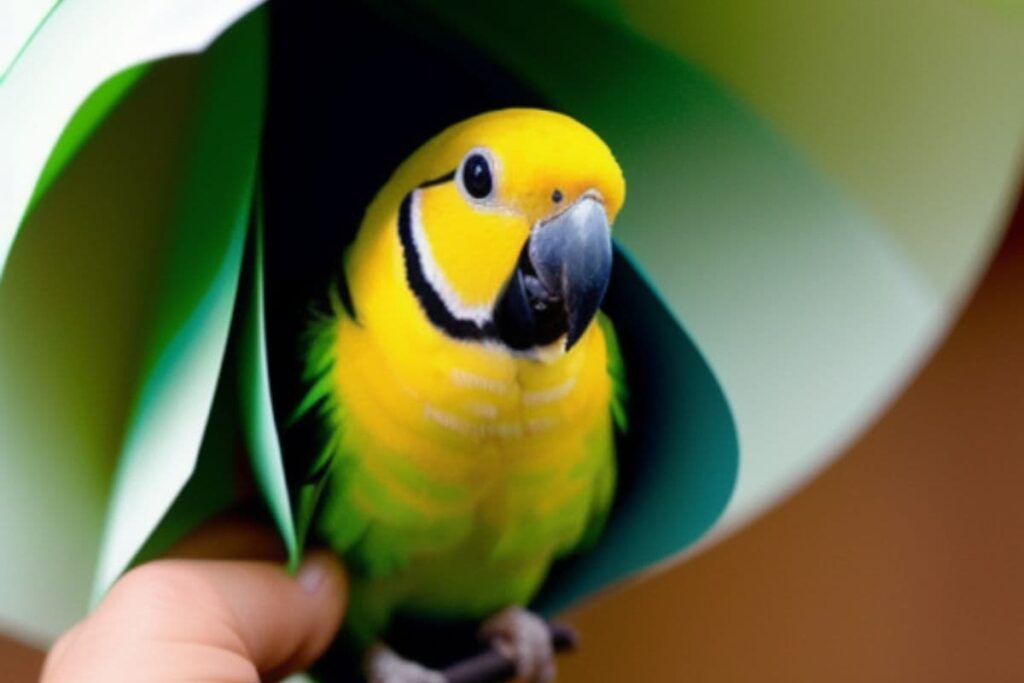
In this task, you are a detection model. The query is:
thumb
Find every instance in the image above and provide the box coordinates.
[43,552,346,683]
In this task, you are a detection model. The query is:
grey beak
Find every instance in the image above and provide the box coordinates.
[493,194,613,352]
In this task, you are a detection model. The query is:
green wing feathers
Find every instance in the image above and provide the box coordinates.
[599,312,629,433]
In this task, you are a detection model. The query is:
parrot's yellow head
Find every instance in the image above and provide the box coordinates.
[353,108,625,357]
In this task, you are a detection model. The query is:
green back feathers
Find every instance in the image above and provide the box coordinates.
[291,287,348,548]
[598,312,629,433]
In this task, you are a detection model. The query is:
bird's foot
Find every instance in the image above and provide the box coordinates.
[366,643,447,683]
[479,606,556,683]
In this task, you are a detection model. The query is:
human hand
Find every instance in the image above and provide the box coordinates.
[41,519,346,683]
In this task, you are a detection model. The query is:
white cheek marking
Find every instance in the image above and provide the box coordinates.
[411,191,493,326]
[522,376,578,406]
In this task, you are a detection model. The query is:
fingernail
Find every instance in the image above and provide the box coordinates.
[298,555,329,594]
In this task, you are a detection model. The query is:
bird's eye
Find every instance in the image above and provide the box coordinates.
[461,153,493,200]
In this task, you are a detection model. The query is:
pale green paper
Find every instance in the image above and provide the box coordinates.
[238,204,300,569]
[607,0,1024,297]
[129,370,241,568]
[0,54,217,643]
[91,10,266,601]
[0,0,263,282]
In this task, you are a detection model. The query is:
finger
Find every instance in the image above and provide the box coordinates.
[204,551,348,677]
[48,552,347,682]
[149,552,347,678]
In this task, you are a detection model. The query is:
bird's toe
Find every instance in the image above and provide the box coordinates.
[480,606,556,683]
[366,643,447,683]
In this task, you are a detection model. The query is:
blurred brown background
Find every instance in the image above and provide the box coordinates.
[4,185,1024,681]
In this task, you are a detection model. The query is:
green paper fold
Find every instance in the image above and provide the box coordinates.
[238,201,300,569]
[0,0,264,281]
[91,10,266,600]
[26,64,149,214]
[0,53,220,644]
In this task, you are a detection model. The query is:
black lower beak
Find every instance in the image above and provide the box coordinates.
[493,195,613,352]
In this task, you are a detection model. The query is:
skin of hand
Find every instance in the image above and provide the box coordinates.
[41,518,347,683]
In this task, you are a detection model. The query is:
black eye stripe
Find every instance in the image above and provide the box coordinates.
[418,170,455,189]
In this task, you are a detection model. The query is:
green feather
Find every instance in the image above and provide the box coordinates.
[598,312,629,433]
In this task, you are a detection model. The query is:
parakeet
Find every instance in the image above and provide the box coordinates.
[297,108,627,683]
